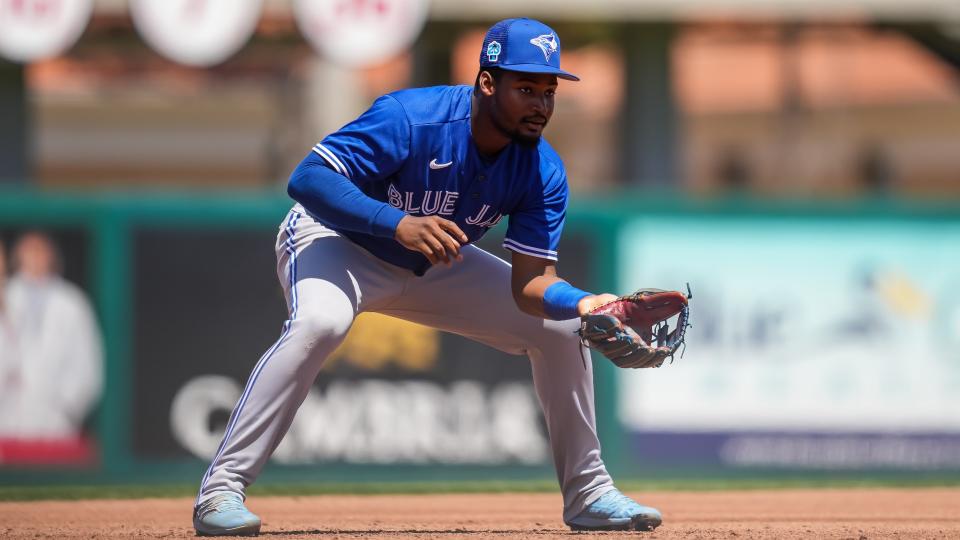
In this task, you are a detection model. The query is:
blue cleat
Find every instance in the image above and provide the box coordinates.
[193,492,262,536]
[566,488,662,532]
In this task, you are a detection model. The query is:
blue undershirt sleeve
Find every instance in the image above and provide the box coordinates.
[287,152,406,238]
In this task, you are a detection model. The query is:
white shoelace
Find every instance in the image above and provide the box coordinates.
[197,494,245,520]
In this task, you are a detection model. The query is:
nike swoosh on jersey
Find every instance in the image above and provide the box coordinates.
[429,159,453,170]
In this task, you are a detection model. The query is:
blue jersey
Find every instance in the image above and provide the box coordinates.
[310,85,569,276]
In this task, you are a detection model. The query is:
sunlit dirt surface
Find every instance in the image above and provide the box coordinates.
[1,488,958,539]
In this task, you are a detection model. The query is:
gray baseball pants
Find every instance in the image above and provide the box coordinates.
[196,205,614,521]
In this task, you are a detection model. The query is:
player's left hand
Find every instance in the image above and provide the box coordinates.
[578,287,691,369]
[576,293,618,316]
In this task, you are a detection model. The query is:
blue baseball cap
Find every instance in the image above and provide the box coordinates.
[479,18,579,81]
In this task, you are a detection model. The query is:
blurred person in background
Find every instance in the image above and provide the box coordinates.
[0,239,21,410]
[0,232,103,443]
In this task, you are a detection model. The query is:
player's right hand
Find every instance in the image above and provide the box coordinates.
[394,215,469,266]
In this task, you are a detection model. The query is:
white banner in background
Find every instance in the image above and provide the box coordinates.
[130,0,263,67]
[293,0,429,67]
[0,0,93,62]
[171,376,548,464]
[617,217,960,433]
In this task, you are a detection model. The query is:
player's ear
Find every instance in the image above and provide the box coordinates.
[478,70,497,97]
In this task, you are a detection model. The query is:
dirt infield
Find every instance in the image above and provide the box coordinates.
[1,488,958,539]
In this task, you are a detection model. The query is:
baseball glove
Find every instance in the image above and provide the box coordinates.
[578,286,691,369]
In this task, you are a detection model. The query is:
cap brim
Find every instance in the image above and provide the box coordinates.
[497,63,580,81]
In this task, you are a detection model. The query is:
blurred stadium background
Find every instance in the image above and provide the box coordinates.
[1,0,959,492]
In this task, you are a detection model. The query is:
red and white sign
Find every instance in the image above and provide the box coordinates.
[293,0,429,67]
[0,0,93,62]
[130,0,263,67]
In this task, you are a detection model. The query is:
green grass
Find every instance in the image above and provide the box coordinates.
[618,475,960,492]
[0,483,198,501]
[0,481,558,502]
[2,475,959,502]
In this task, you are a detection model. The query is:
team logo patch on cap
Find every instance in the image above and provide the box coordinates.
[486,41,502,63]
[529,33,558,62]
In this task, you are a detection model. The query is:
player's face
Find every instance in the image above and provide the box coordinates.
[491,71,557,147]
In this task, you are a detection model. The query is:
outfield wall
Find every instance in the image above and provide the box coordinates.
[1,189,958,484]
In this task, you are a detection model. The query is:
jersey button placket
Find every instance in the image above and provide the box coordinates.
[472,174,485,198]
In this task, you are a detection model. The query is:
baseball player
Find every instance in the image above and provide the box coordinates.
[193,18,662,536]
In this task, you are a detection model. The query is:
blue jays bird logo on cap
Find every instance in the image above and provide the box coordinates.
[486,41,502,63]
[529,33,558,62]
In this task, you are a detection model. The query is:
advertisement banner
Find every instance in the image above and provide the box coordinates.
[131,228,592,467]
[0,0,93,63]
[293,0,429,67]
[130,0,263,67]
[618,216,960,469]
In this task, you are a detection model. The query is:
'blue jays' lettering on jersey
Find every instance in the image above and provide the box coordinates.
[311,85,568,276]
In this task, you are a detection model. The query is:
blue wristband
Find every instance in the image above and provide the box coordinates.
[543,282,592,321]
